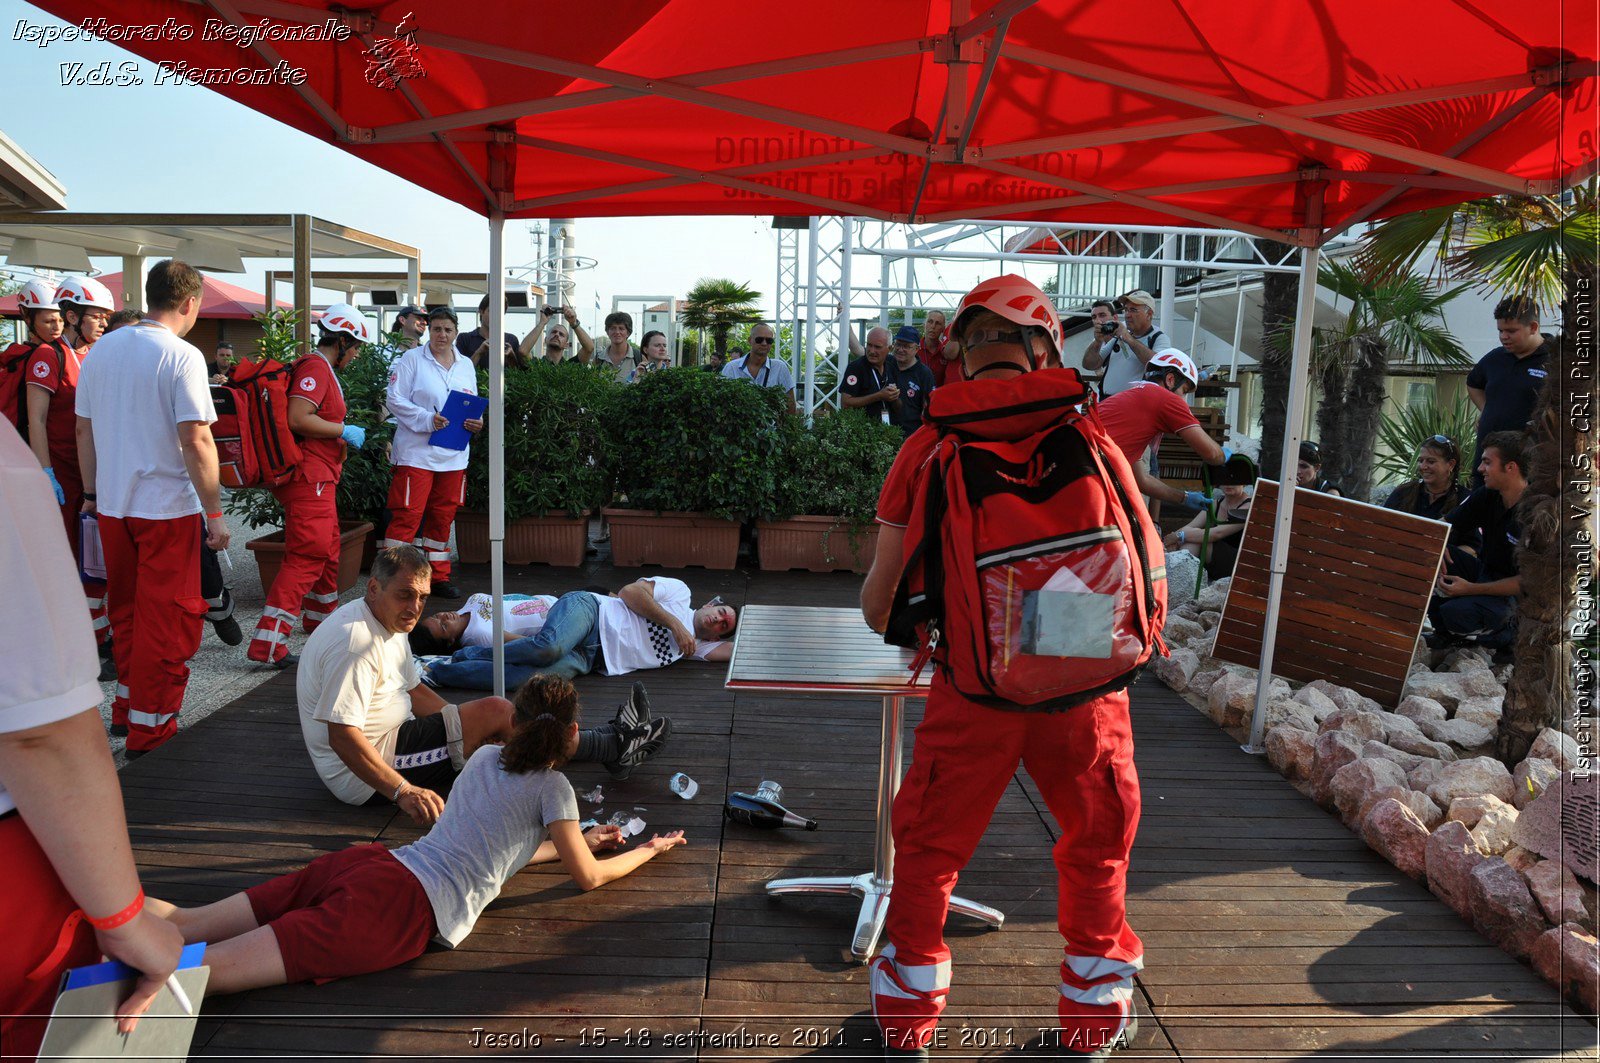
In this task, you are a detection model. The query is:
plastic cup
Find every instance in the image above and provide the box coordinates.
[669,772,699,800]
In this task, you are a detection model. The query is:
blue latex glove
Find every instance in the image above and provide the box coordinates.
[1221,445,1235,464]
[1183,490,1213,512]
[44,466,65,505]
[340,424,367,449]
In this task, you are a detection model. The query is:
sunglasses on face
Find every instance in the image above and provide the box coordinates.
[750,337,775,345]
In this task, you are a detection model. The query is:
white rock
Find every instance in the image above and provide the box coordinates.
[1319,708,1388,745]
[1405,669,1505,713]
[1528,728,1581,772]
[1198,609,1221,629]
[1152,648,1200,692]
[1447,794,1515,830]
[1162,615,1205,645]
[1361,739,1432,775]
[1427,756,1516,807]
[1186,667,1226,698]
[1265,726,1317,782]
[1304,680,1371,717]
[1442,645,1495,673]
[1454,695,1504,728]
[1471,803,1520,855]
[1194,576,1231,612]
[1525,860,1588,926]
[1421,716,1497,750]
[1396,695,1448,724]
[1374,711,1424,742]
[1389,730,1458,761]
[1407,759,1444,793]
[1362,797,1430,880]
[1206,671,1255,727]
[1332,758,1410,826]
[1263,698,1318,734]
[1512,758,1562,811]
[1291,685,1342,722]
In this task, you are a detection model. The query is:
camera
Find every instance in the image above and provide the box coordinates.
[541,305,562,317]
[1098,320,1119,335]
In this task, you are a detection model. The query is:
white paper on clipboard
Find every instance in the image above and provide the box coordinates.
[78,511,106,582]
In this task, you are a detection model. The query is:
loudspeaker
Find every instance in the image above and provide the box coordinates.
[369,289,402,306]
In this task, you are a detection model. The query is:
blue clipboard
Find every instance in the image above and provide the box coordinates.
[429,390,487,451]
[62,942,208,991]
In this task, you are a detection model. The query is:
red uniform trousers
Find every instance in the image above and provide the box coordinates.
[382,465,464,581]
[0,813,102,1061]
[101,514,206,752]
[52,460,109,648]
[871,684,1143,1053]
[248,480,341,664]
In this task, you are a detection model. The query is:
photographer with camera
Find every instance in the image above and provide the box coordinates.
[457,295,537,370]
[1082,291,1167,397]
[528,303,595,366]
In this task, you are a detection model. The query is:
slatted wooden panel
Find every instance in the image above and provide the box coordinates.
[1155,406,1228,491]
[1210,480,1449,707]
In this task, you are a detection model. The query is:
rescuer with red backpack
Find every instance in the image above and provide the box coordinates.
[246,303,374,666]
[2,280,75,449]
[861,275,1165,1061]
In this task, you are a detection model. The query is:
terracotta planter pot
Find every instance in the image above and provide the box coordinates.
[449,509,591,567]
[603,508,741,570]
[757,515,878,573]
[247,520,374,596]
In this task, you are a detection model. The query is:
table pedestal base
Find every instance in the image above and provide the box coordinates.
[767,872,1004,962]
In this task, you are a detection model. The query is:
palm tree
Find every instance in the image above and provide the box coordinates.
[1310,262,1468,499]
[680,278,764,363]
[1254,240,1299,477]
[1359,185,1599,764]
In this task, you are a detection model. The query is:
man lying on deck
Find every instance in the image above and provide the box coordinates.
[412,577,737,691]
[299,548,670,828]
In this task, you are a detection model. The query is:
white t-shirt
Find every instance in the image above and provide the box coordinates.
[74,318,215,519]
[391,748,578,947]
[594,577,724,675]
[460,593,558,648]
[297,597,422,805]
[385,344,478,472]
[0,422,103,817]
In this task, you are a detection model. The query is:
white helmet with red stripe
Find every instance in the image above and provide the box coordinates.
[318,302,375,344]
[946,273,1063,376]
[54,275,116,311]
[1145,348,1199,389]
[17,279,60,311]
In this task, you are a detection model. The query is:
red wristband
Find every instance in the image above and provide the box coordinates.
[84,889,144,931]
[205,511,223,519]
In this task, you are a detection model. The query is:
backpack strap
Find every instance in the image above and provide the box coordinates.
[883,436,953,650]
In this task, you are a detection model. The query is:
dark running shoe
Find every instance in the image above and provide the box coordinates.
[109,723,128,738]
[603,716,672,780]
[98,656,117,682]
[271,653,300,670]
[211,614,244,646]
[614,681,651,734]
[431,581,465,601]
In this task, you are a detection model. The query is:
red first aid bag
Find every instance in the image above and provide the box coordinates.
[885,369,1167,711]
[212,358,301,488]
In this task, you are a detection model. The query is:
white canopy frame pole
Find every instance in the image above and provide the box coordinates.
[837,219,854,404]
[1158,233,1177,338]
[1243,241,1321,753]
[487,212,507,700]
[1228,271,1245,429]
[803,217,822,421]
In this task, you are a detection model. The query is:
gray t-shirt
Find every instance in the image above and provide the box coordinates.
[1100,327,1166,396]
[391,746,579,946]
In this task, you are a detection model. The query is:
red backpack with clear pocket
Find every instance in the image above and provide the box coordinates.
[211,357,301,488]
[885,368,1167,710]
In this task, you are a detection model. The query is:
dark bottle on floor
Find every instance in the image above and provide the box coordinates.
[724,780,817,831]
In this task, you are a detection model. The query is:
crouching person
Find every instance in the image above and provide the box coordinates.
[1427,430,1528,652]
[299,547,671,826]
[147,673,686,994]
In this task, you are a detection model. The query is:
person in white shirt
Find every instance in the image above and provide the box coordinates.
[383,306,481,600]
[407,592,559,654]
[721,322,797,414]
[75,259,232,756]
[423,577,736,691]
[302,548,669,827]
[143,673,685,997]
[0,418,185,1057]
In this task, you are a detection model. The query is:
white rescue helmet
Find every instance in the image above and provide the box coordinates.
[318,303,375,345]
[1146,348,1199,389]
[54,275,116,311]
[17,279,60,311]
[945,274,1063,375]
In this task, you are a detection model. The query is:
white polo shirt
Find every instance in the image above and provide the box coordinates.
[0,422,102,817]
[386,343,478,472]
[297,597,421,805]
[722,354,795,394]
[74,318,215,519]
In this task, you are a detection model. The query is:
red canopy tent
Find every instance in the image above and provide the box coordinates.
[33,0,1592,708]
[0,271,291,318]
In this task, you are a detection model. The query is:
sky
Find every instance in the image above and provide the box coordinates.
[0,4,821,330]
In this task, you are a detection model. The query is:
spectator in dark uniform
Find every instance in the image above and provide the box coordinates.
[1465,295,1551,486]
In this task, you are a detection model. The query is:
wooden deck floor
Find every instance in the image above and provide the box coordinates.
[116,561,1596,1061]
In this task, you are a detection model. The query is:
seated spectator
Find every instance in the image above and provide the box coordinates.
[422,577,736,692]
[1094,349,1227,509]
[1296,440,1342,495]
[529,305,595,366]
[457,295,535,368]
[299,548,668,828]
[410,592,558,653]
[143,674,686,997]
[594,311,643,380]
[1427,430,1528,651]
[1163,482,1253,581]
[841,326,897,424]
[887,325,936,438]
[1383,434,1470,520]
[722,324,797,414]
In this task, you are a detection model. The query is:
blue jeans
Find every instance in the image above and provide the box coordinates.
[426,591,601,690]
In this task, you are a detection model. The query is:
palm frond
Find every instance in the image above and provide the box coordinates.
[1373,392,1480,484]
[1354,205,1457,282]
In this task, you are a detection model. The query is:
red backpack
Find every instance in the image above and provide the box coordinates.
[885,369,1167,711]
[212,357,301,488]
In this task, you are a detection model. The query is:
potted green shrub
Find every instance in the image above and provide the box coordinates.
[757,409,901,572]
[601,368,786,569]
[227,311,387,592]
[458,360,617,566]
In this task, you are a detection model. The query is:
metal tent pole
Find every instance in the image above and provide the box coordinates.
[803,217,821,419]
[1228,272,1245,430]
[1243,242,1321,753]
[487,212,507,700]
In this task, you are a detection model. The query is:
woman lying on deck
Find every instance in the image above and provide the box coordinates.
[143,674,685,994]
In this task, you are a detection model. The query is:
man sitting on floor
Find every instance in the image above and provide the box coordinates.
[416,577,737,691]
[300,548,670,827]
[1427,430,1528,652]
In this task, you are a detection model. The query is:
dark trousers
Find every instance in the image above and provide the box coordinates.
[1428,549,1516,649]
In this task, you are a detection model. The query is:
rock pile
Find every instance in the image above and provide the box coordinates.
[1154,582,1598,1014]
